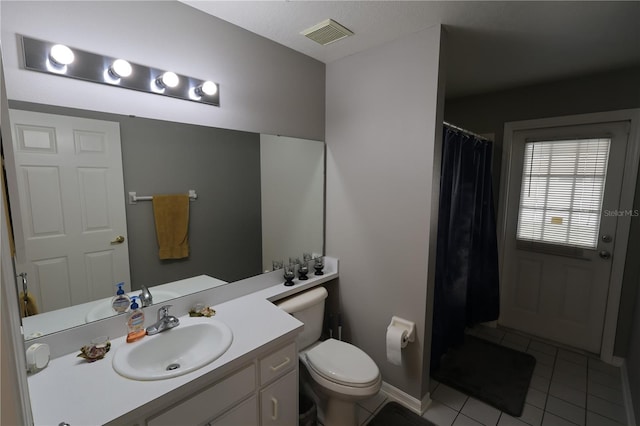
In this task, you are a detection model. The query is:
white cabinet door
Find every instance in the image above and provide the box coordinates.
[210,396,258,426]
[147,364,255,426]
[260,370,297,426]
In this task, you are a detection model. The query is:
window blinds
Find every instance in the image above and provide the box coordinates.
[516,138,610,249]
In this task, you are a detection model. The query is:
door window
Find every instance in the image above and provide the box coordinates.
[516,138,610,249]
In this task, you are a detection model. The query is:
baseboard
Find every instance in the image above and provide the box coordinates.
[380,381,432,415]
[620,359,637,426]
[611,356,625,368]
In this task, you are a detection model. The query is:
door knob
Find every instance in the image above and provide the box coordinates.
[110,235,125,244]
[599,250,611,260]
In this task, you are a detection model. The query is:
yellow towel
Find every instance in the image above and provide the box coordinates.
[19,292,39,317]
[152,194,190,260]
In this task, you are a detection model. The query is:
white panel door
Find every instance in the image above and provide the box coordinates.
[8,110,130,313]
[500,121,629,353]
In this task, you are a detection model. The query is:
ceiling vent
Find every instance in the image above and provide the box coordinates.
[301,19,354,46]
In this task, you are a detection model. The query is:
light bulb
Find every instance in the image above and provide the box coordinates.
[110,59,132,78]
[156,71,179,89]
[199,81,218,96]
[49,44,74,66]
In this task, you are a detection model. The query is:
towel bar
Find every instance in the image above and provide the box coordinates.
[128,190,197,204]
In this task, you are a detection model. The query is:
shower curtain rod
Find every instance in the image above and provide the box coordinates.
[443,121,488,141]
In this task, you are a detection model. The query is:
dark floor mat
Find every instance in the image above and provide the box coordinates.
[368,402,435,426]
[432,334,536,417]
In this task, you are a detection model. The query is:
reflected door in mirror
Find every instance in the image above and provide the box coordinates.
[7,110,131,313]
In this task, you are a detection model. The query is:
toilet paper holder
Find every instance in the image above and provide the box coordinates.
[388,316,416,344]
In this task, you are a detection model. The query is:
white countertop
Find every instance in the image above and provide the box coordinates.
[27,262,337,425]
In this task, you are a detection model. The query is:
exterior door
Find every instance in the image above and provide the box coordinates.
[500,120,630,353]
[7,110,130,313]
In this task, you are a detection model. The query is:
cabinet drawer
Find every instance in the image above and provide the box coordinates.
[209,396,257,426]
[147,364,256,426]
[259,342,296,385]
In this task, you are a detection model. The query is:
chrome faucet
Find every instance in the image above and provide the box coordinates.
[139,284,153,307]
[146,305,179,336]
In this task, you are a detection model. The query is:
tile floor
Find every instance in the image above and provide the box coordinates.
[354,325,629,426]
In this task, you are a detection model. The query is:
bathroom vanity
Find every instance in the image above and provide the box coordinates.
[26,259,338,425]
[144,339,298,426]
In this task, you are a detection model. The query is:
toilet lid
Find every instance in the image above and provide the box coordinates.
[305,339,379,387]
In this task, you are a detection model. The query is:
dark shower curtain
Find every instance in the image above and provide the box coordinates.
[430,125,500,372]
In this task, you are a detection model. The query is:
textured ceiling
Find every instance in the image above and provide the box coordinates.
[181,1,640,99]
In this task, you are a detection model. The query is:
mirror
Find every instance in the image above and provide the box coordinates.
[5,101,325,339]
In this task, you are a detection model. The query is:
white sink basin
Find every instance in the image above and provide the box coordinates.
[112,319,233,380]
[85,289,181,322]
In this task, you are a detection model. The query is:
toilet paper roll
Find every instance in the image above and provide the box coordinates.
[386,326,408,366]
[26,343,50,373]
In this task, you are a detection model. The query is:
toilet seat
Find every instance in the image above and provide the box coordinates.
[305,339,380,388]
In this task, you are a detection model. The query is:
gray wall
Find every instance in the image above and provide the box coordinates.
[625,178,640,423]
[617,165,640,356]
[326,25,445,400]
[121,115,261,287]
[9,100,263,288]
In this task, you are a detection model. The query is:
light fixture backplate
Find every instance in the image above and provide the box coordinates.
[20,35,220,107]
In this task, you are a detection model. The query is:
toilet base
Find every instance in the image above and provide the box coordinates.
[299,358,380,426]
[297,341,381,426]
[324,397,357,426]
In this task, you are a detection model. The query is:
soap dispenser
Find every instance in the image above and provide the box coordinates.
[111,282,130,314]
[126,296,146,343]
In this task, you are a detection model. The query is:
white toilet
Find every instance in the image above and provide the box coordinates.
[276,287,381,426]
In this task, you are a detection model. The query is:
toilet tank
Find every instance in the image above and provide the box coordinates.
[276,287,328,350]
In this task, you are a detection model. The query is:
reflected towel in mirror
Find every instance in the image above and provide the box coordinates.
[152,194,190,260]
[20,292,39,317]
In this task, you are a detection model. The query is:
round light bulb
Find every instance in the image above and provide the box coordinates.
[110,59,132,78]
[161,71,179,88]
[49,44,74,66]
[200,81,218,96]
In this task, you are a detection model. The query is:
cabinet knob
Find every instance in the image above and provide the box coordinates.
[269,357,291,372]
[271,397,279,420]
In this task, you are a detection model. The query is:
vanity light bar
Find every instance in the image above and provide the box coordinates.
[19,35,220,107]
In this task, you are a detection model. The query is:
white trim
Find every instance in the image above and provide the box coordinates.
[0,253,33,425]
[601,109,640,362]
[498,109,640,361]
[1,52,33,426]
[621,359,637,426]
[380,381,432,415]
